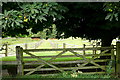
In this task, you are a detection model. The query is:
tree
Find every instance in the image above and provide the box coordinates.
[55,2,120,47]
[1,2,67,37]
[1,2,120,47]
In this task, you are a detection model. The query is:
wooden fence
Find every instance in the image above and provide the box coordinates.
[0,43,8,56]
[15,41,120,76]
[0,40,43,57]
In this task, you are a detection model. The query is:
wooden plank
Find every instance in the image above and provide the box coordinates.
[23,59,110,65]
[23,55,76,58]
[23,54,112,59]
[23,47,113,52]
[2,59,110,65]
[2,61,17,65]
[24,66,106,71]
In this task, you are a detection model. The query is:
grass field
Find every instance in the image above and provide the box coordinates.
[0,38,40,45]
[1,37,117,61]
[0,37,116,62]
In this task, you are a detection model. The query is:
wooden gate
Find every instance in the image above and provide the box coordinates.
[16,43,118,76]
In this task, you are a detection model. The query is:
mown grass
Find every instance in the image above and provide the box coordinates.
[1,38,40,45]
[1,53,92,62]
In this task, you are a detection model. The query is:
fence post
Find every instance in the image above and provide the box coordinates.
[83,44,86,55]
[116,41,120,76]
[93,45,96,54]
[5,43,8,56]
[16,46,24,76]
[25,43,27,49]
[57,43,58,48]
[111,45,115,75]
[63,43,66,49]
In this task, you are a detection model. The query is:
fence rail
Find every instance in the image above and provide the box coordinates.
[0,40,43,57]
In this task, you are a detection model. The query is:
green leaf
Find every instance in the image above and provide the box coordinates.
[39,16,47,21]
[105,14,111,20]
[110,15,113,21]
[34,9,39,13]
[42,17,47,21]
[114,13,118,21]
[35,19,38,23]
[31,9,35,14]
[0,21,2,25]
[31,16,35,19]
[15,21,20,26]
[11,22,14,27]
[18,20,23,23]
[42,9,49,14]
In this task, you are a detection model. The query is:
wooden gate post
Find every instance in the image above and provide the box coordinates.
[16,46,24,76]
[116,41,120,76]
[111,45,115,74]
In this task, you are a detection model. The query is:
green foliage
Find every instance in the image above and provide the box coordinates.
[15,34,28,38]
[31,24,57,39]
[104,2,120,21]
[1,2,67,36]
[31,30,47,39]
[48,24,57,38]
[106,60,113,75]
[14,72,112,78]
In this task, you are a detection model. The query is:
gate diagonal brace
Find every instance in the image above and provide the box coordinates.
[69,50,87,60]
[69,50,106,71]
[24,51,64,75]
[48,50,67,61]
[90,61,105,70]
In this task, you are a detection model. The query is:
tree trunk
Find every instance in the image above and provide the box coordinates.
[101,38,113,47]
[100,37,113,59]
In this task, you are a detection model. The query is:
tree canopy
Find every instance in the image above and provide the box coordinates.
[1,2,120,46]
[55,2,120,46]
[1,2,67,36]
